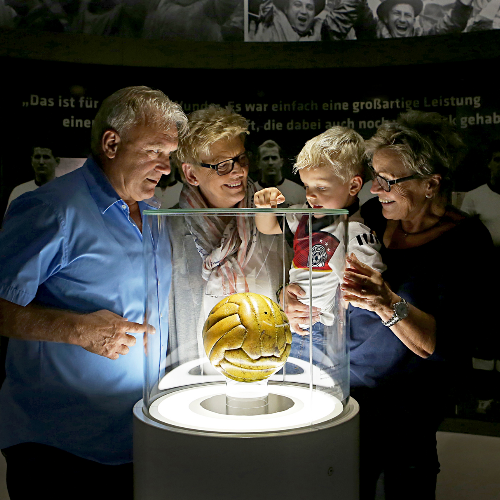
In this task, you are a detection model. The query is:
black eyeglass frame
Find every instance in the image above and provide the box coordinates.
[368,165,419,192]
[199,151,249,176]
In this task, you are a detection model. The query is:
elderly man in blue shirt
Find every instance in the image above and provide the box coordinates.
[0,86,187,500]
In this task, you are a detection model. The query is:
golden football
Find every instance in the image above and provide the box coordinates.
[202,292,292,382]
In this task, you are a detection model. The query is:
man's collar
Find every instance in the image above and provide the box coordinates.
[143,196,161,209]
[83,157,160,213]
[82,156,122,213]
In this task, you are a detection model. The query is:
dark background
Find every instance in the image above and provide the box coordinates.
[1,41,500,215]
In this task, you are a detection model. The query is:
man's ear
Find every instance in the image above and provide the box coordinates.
[349,175,363,196]
[101,130,121,159]
[182,163,199,186]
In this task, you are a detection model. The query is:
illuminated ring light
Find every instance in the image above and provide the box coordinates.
[150,358,343,434]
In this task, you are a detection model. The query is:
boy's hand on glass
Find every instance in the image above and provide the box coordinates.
[254,187,285,208]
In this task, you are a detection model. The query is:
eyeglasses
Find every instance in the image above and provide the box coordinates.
[199,152,250,176]
[368,165,418,192]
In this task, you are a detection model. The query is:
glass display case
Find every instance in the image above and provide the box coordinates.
[134,207,359,500]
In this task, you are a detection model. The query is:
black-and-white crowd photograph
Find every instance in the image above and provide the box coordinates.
[0,0,244,41]
[247,0,500,40]
[1,0,500,41]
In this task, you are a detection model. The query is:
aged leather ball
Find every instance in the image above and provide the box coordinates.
[202,292,292,382]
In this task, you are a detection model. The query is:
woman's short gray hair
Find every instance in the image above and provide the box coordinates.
[176,104,249,165]
[91,86,188,157]
[365,110,466,197]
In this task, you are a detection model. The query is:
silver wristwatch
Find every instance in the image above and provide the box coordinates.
[381,298,409,327]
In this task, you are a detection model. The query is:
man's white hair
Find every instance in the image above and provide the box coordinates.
[90,86,188,158]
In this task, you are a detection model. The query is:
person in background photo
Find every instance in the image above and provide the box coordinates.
[465,0,500,31]
[71,0,147,37]
[0,86,187,500]
[461,140,500,249]
[255,139,306,206]
[5,145,60,214]
[0,0,16,27]
[248,0,377,41]
[143,0,241,41]
[373,0,473,37]
[5,0,67,31]
[460,140,500,382]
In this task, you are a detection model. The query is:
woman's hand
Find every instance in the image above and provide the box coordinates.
[342,253,437,358]
[279,283,321,335]
[341,253,395,316]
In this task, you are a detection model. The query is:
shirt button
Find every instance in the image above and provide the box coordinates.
[122,204,127,209]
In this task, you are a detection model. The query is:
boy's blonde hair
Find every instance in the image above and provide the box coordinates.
[294,126,365,184]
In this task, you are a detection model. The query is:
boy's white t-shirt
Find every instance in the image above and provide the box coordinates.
[285,203,386,326]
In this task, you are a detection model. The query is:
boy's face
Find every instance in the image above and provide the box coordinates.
[299,167,355,218]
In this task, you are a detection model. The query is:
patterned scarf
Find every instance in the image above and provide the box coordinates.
[179,180,258,296]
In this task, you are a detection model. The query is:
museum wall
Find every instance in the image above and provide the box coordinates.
[2,28,500,207]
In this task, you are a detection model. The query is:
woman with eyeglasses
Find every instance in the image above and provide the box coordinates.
[340,111,494,500]
[167,104,289,364]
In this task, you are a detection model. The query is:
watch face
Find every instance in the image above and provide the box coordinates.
[394,301,409,319]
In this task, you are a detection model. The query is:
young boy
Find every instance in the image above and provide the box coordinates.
[254,127,386,352]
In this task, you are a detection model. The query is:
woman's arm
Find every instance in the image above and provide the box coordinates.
[341,253,436,358]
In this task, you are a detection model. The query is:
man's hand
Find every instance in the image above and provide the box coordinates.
[0,299,147,361]
[73,310,145,360]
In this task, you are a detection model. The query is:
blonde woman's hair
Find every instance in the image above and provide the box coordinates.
[294,126,365,183]
[91,86,188,158]
[176,104,249,166]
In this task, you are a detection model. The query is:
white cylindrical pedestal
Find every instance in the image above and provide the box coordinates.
[133,392,359,500]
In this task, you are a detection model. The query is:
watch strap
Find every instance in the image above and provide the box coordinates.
[381,298,408,328]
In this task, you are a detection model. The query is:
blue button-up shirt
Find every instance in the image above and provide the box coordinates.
[0,157,166,464]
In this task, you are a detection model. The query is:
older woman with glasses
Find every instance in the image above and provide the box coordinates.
[167,104,289,365]
[339,111,494,500]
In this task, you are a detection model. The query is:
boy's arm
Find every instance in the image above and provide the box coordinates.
[347,227,386,274]
[345,213,386,272]
[254,187,285,234]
